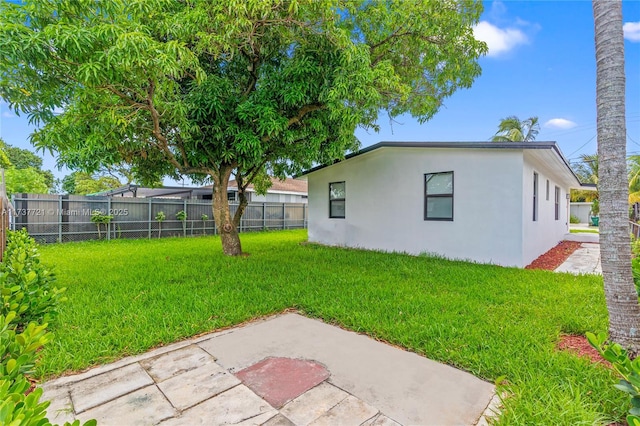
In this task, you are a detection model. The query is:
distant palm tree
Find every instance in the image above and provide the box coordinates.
[571,154,599,202]
[571,154,640,203]
[574,153,599,184]
[491,116,540,142]
[628,155,640,201]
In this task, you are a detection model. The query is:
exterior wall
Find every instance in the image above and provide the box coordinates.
[308,147,526,266]
[521,152,571,266]
[570,202,594,224]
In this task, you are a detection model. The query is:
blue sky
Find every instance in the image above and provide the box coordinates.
[1,0,639,182]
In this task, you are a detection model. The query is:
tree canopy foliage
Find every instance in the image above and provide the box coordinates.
[0,0,487,254]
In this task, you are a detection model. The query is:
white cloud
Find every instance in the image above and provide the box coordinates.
[473,21,528,57]
[2,111,16,118]
[544,118,577,130]
[624,22,640,42]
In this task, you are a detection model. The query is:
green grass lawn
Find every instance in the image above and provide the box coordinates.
[37,230,623,425]
[570,229,600,234]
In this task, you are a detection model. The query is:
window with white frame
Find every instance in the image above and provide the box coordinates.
[424,171,454,221]
[329,181,346,218]
[555,186,560,220]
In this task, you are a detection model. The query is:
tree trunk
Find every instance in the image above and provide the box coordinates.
[593,0,640,352]
[212,166,245,256]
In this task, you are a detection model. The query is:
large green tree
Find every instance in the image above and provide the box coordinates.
[0,0,486,255]
[491,116,540,142]
[4,168,49,196]
[593,0,640,352]
[0,138,51,196]
[61,171,122,195]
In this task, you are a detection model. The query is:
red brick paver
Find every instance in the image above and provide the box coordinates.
[235,357,330,408]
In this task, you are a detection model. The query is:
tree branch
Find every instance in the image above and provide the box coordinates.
[370,30,445,67]
[144,79,210,176]
[287,104,325,127]
[241,157,269,192]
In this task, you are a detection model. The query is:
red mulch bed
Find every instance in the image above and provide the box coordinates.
[525,241,583,270]
[557,334,610,366]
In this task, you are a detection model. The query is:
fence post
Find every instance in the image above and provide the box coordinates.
[282,203,286,230]
[303,204,307,229]
[148,199,152,239]
[183,199,187,237]
[106,198,111,240]
[10,194,14,231]
[262,203,266,230]
[58,195,63,243]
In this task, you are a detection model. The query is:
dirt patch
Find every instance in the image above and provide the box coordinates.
[525,241,582,271]
[557,334,610,366]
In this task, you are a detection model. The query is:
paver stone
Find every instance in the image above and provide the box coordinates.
[280,382,349,425]
[140,344,216,383]
[158,385,277,426]
[235,357,329,408]
[78,385,174,426]
[157,361,240,410]
[70,363,154,413]
[309,395,378,426]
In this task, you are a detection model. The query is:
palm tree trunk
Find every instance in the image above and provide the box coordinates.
[593,0,640,352]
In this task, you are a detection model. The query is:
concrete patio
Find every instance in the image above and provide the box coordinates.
[42,313,498,426]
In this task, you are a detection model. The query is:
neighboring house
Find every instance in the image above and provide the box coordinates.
[570,202,595,224]
[226,177,308,204]
[91,177,308,203]
[300,141,588,268]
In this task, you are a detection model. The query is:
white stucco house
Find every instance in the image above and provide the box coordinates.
[300,141,588,267]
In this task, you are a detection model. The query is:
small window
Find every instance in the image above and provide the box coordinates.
[555,186,560,220]
[329,182,345,218]
[533,172,538,221]
[227,191,237,202]
[425,171,453,221]
[546,180,550,201]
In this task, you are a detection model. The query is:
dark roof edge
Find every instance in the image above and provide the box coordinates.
[299,141,579,182]
[579,183,598,189]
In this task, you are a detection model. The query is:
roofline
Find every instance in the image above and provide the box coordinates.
[298,141,583,185]
[88,184,206,197]
[579,183,598,189]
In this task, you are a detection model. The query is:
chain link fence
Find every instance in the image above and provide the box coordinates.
[11,194,307,244]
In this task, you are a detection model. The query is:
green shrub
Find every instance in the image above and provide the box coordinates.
[90,210,113,239]
[587,332,640,425]
[0,378,96,426]
[570,214,581,224]
[0,231,94,426]
[1,230,67,327]
[155,211,166,238]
